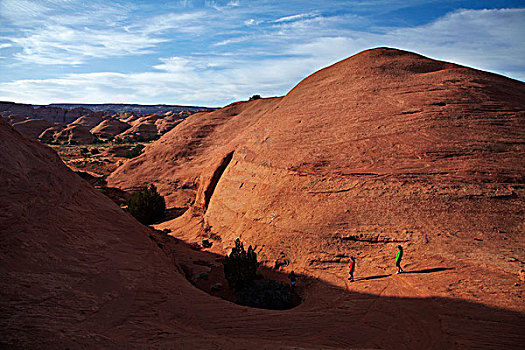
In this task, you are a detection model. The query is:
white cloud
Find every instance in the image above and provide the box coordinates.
[8,24,167,65]
[274,12,318,23]
[0,7,523,106]
[2,2,209,65]
[244,18,261,26]
[136,11,208,35]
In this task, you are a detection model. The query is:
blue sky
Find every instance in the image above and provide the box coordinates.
[0,0,524,107]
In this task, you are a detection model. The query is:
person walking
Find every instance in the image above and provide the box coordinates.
[288,270,296,292]
[396,245,404,274]
[348,257,356,282]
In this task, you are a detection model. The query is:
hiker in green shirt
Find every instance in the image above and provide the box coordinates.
[396,245,404,274]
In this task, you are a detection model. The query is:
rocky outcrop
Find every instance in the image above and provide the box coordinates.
[53,124,95,144]
[1,113,27,124]
[12,119,58,140]
[38,125,65,143]
[90,118,130,139]
[155,112,186,134]
[0,102,92,124]
[117,114,162,140]
[0,101,34,116]
[0,117,189,347]
[70,114,107,129]
[1,103,200,143]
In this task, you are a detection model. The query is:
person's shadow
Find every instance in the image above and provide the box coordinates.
[405,267,454,274]
[354,267,454,281]
[355,274,391,281]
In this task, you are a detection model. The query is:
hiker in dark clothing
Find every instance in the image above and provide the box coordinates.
[396,245,404,274]
[348,256,356,282]
[288,270,296,292]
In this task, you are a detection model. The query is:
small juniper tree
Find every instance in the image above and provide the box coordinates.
[127,184,166,225]
[223,238,259,291]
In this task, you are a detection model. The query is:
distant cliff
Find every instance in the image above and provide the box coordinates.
[39,103,216,114]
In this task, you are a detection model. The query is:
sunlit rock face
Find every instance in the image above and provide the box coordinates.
[109,48,525,266]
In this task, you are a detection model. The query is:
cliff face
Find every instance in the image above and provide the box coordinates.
[109,48,525,266]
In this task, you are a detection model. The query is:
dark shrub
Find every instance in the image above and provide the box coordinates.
[236,280,293,310]
[202,239,212,248]
[90,148,100,155]
[80,147,89,156]
[124,144,145,158]
[249,94,261,101]
[127,184,166,225]
[223,238,258,291]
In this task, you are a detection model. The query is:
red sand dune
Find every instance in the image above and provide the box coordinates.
[2,48,525,348]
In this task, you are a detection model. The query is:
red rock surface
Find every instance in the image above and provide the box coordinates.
[90,118,131,139]
[2,48,524,349]
[108,48,525,347]
[155,112,185,134]
[12,118,58,139]
[38,124,65,143]
[53,124,96,144]
[71,114,107,129]
[118,114,163,139]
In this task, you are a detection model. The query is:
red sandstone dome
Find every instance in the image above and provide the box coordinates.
[90,118,131,139]
[108,48,525,266]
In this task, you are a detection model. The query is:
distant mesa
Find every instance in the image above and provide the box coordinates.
[39,103,215,114]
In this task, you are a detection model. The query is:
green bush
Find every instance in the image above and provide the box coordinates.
[236,280,293,310]
[127,184,166,225]
[223,238,259,291]
[249,94,261,101]
[124,144,145,158]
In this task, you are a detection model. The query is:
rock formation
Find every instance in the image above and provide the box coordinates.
[12,119,58,140]
[109,47,525,291]
[1,103,200,144]
[53,124,96,144]
[38,124,65,143]
[118,114,163,140]
[90,118,131,139]
[155,112,185,134]
[0,117,189,347]
[70,114,107,129]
